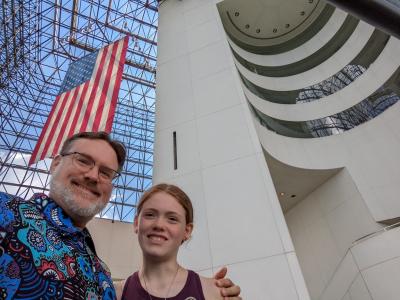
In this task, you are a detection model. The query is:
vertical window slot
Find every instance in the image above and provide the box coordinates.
[173,131,177,170]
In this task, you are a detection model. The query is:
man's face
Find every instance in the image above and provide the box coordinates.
[49,138,119,228]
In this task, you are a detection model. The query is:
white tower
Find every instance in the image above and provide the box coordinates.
[154,0,400,299]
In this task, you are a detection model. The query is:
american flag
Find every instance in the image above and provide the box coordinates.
[29,36,129,165]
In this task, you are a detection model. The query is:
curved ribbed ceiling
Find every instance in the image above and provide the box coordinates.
[227,0,318,38]
[217,0,331,52]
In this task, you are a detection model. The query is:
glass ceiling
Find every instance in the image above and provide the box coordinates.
[0,0,159,222]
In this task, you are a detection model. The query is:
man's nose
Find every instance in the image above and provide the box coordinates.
[83,166,99,182]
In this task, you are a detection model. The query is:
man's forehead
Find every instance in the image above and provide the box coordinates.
[68,138,118,166]
[68,138,104,149]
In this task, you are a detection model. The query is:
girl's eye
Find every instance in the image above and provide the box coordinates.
[144,212,155,218]
[168,217,178,222]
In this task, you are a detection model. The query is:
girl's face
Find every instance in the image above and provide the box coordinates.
[134,191,193,260]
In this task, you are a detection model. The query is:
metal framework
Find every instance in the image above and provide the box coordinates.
[0,0,158,222]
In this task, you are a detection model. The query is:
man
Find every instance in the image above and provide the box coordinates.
[0,131,241,299]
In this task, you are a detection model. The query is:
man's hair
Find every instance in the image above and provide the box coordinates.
[59,131,126,172]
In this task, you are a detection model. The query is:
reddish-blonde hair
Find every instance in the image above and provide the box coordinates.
[136,183,194,224]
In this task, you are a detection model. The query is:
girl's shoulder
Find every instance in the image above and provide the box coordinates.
[115,272,138,300]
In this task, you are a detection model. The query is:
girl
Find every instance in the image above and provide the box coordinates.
[116,183,240,300]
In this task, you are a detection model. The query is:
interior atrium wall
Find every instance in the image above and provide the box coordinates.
[87,218,141,280]
[285,168,381,299]
[154,0,400,299]
[154,0,309,299]
[285,166,400,300]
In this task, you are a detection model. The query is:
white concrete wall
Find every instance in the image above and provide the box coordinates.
[306,225,400,300]
[285,169,382,299]
[154,0,310,298]
[351,226,400,300]
[87,218,142,280]
[255,101,400,222]
[287,180,400,300]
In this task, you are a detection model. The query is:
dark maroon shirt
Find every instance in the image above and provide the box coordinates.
[121,270,206,300]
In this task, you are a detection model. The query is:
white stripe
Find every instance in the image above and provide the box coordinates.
[46,87,78,156]
[73,46,106,134]
[61,84,84,143]
[98,39,125,130]
[84,42,116,131]
[34,92,67,161]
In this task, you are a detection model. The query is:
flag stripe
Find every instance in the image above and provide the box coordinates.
[29,93,65,164]
[29,37,129,165]
[46,90,75,158]
[37,90,71,162]
[31,92,68,163]
[67,80,90,138]
[99,38,126,132]
[93,39,124,131]
[91,42,118,131]
[61,83,86,145]
[79,44,111,132]
[105,36,129,131]
[51,85,82,156]
[84,42,117,132]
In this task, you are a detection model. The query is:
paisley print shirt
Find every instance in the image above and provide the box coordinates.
[0,192,116,300]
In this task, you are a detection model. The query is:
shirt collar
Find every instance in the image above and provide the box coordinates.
[31,193,82,235]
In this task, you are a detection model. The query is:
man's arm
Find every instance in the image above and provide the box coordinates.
[213,267,242,300]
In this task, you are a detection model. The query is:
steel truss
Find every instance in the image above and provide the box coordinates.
[0,0,158,222]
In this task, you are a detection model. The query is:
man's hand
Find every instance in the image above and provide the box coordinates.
[213,267,242,300]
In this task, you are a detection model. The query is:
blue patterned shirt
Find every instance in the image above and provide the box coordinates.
[0,192,116,300]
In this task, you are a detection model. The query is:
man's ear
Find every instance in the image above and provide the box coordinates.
[50,155,62,174]
[133,215,139,234]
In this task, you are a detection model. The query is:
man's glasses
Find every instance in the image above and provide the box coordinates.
[61,152,120,183]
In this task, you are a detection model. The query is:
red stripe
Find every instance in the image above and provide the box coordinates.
[29,94,63,165]
[38,89,72,161]
[67,81,90,138]
[79,45,110,132]
[52,85,81,156]
[92,41,119,131]
[105,36,129,131]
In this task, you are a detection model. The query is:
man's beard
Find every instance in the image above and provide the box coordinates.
[50,177,107,219]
